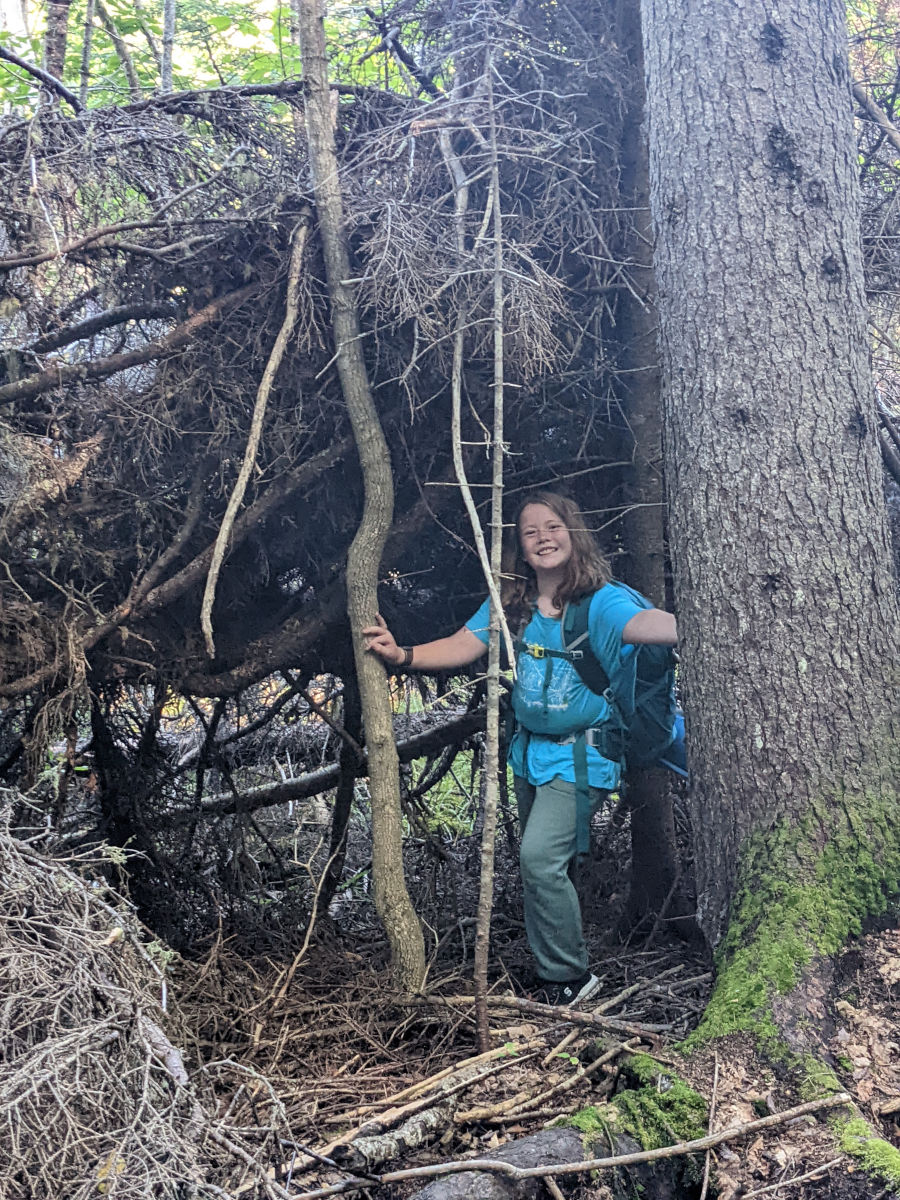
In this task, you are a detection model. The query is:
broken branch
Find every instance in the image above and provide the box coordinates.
[0,45,83,112]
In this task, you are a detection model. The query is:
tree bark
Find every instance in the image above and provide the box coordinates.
[612,0,683,929]
[297,0,425,990]
[94,0,141,100]
[42,0,71,82]
[78,0,94,109]
[642,0,900,1036]
[160,0,175,92]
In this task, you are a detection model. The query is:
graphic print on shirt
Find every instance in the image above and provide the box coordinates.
[516,650,574,716]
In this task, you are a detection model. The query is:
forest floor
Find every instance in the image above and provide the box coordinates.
[4,799,899,1199]
[170,826,900,1200]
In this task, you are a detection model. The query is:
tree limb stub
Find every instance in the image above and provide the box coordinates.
[853,81,900,159]
[23,302,179,355]
[121,79,414,118]
[289,1093,852,1200]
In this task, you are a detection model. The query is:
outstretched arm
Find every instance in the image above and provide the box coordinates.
[622,607,677,646]
[363,614,487,671]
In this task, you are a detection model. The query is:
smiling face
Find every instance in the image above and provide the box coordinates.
[518,502,573,577]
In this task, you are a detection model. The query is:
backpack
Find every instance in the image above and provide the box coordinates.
[559,582,680,771]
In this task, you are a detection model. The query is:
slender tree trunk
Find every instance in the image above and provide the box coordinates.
[297,0,425,990]
[287,0,305,138]
[42,0,71,81]
[78,0,95,109]
[320,667,362,915]
[472,55,506,1051]
[161,0,175,93]
[133,0,162,72]
[642,0,900,1039]
[94,0,141,100]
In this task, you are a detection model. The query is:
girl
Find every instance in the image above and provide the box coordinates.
[364,491,676,1005]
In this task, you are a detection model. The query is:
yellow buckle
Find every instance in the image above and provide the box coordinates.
[527,643,545,659]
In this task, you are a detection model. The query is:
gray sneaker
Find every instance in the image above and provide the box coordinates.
[535,971,600,1006]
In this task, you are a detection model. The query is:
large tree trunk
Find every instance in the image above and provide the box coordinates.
[297,0,425,990]
[642,0,900,1040]
[612,0,683,932]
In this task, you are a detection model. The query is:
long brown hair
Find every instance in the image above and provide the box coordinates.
[500,491,611,625]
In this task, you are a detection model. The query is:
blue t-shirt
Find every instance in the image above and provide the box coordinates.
[465,585,644,789]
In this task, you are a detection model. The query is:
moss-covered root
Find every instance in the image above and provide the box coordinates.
[837,1116,900,1190]
[569,1054,709,1190]
[612,1053,708,1148]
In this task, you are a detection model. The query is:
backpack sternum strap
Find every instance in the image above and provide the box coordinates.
[516,640,584,663]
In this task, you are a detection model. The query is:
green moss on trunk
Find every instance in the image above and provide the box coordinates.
[687,787,900,1047]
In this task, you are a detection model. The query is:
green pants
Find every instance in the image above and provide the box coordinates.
[515,775,606,982]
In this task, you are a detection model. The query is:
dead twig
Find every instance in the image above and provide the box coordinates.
[324,1039,545,1122]
[460,1037,639,1124]
[742,1156,846,1197]
[409,992,671,1038]
[202,216,310,657]
[699,1050,719,1200]
[287,1048,543,1176]
[544,1177,565,1200]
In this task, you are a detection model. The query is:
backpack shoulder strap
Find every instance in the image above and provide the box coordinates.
[560,590,611,696]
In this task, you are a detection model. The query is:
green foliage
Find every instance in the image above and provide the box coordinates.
[565,1056,709,1192]
[798,1055,842,1102]
[567,1102,618,1143]
[144,938,176,971]
[0,0,369,112]
[0,0,437,115]
[0,26,46,108]
[411,750,477,835]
